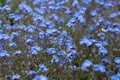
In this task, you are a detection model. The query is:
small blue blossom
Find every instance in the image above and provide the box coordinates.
[38,64,49,72]
[89,25,96,31]
[72,0,78,6]
[26,25,35,33]
[31,45,41,54]
[110,74,120,80]
[109,12,117,19]
[93,64,106,73]
[82,0,92,5]
[77,15,86,25]
[103,2,114,9]
[90,9,97,16]
[9,13,15,19]
[66,52,75,62]
[26,38,34,45]
[101,58,110,64]
[0,33,9,40]
[39,31,45,39]
[9,42,17,47]
[45,28,58,36]
[44,48,56,55]
[98,47,108,56]
[31,45,41,51]
[95,0,104,5]
[12,74,20,80]
[80,36,96,46]
[81,60,93,71]
[114,57,120,64]
[27,70,37,75]
[79,7,87,14]
[57,51,66,56]
[34,7,45,14]
[97,32,105,40]
[19,2,33,14]
[51,55,59,63]
[3,5,11,11]
[14,50,22,55]
[69,65,77,71]
[33,75,48,80]
[0,50,10,58]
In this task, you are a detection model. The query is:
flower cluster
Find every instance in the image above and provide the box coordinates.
[0,0,119,80]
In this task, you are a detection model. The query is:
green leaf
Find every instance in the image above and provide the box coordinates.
[0,0,6,6]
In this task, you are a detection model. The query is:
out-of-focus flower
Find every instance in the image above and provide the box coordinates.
[114,57,120,64]
[38,64,49,72]
[81,60,93,71]
[93,64,106,73]
[98,47,108,56]
[51,55,59,63]
[0,50,10,58]
[27,70,37,75]
[33,75,48,80]
[44,48,56,55]
[12,74,20,80]
[110,74,120,80]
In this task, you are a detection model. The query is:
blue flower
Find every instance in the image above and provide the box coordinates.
[27,70,37,75]
[103,2,114,9]
[79,7,87,14]
[9,42,17,47]
[44,48,56,55]
[89,25,96,31]
[90,9,97,16]
[101,58,110,64]
[12,74,20,80]
[0,50,10,58]
[0,33,9,40]
[59,60,65,67]
[95,0,104,5]
[114,57,120,64]
[33,75,48,80]
[97,32,105,40]
[98,47,108,56]
[66,52,75,62]
[67,18,76,27]
[51,55,59,63]
[45,28,59,36]
[19,2,33,14]
[110,74,120,80]
[31,45,41,54]
[57,51,66,56]
[80,36,95,46]
[34,7,45,14]
[26,25,35,33]
[9,13,16,19]
[14,50,22,55]
[26,38,34,45]
[81,60,92,71]
[3,5,11,11]
[72,0,78,6]
[17,25,26,30]
[31,45,41,51]
[82,0,92,5]
[77,15,86,25]
[109,12,117,19]
[69,65,77,71]
[38,64,49,72]
[57,37,64,46]
[93,64,106,73]
[95,41,103,48]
